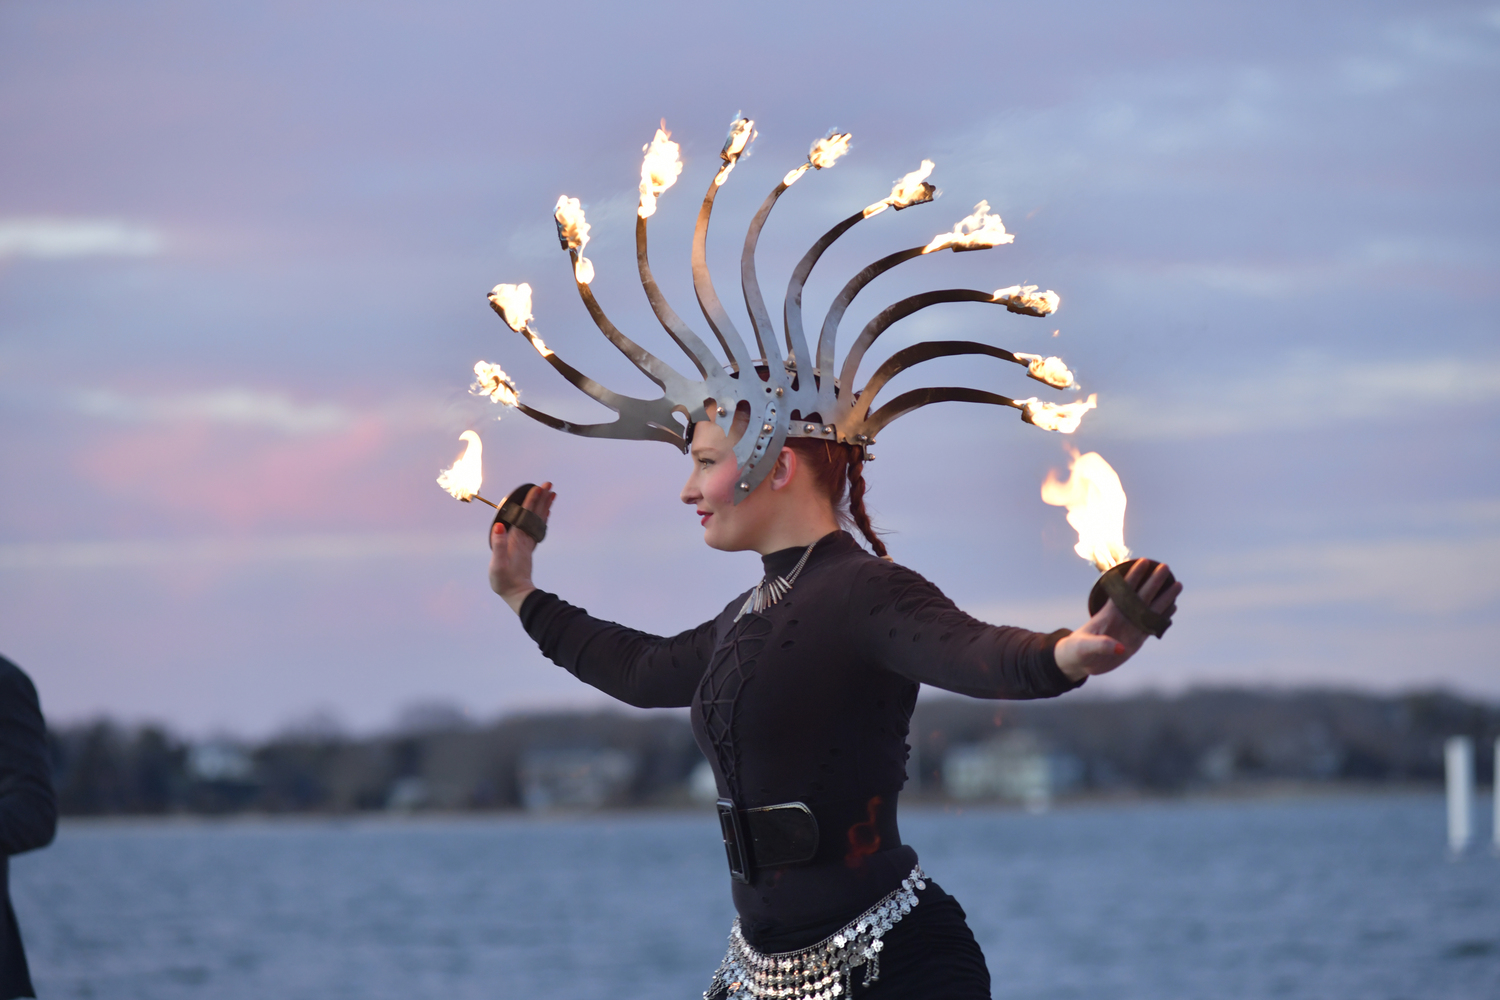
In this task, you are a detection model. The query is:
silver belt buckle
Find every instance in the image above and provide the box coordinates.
[716,798,751,883]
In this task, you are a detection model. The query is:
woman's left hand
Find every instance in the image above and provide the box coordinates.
[1054,561,1182,682]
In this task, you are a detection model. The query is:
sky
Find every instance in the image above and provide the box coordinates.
[1,0,1497,737]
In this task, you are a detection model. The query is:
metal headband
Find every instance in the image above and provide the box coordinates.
[481,116,1082,503]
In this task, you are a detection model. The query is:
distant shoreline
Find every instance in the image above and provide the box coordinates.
[52,783,1454,830]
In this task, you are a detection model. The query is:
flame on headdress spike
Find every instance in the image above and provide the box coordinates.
[994,284,1059,316]
[488,283,533,333]
[715,116,757,186]
[782,130,851,187]
[1020,394,1097,433]
[808,131,852,169]
[554,197,595,284]
[923,201,1013,253]
[471,362,520,407]
[1014,353,1075,388]
[638,125,683,219]
[864,160,938,218]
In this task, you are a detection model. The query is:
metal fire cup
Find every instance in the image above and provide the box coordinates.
[489,483,548,545]
[1087,558,1176,638]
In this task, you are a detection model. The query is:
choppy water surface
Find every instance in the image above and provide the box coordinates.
[16,794,1498,999]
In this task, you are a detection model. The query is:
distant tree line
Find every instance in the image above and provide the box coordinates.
[48,688,1500,816]
[908,687,1500,793]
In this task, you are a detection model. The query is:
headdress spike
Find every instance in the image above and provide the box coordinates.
[691,117,760,375]
[836,289,999,400]
[848,340,1026,426]
[636,213,727,380]
[863,387,1022,441]
[815,246,926,415]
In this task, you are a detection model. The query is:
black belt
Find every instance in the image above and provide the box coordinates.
[716,799,819,884]
[716,794,905,884]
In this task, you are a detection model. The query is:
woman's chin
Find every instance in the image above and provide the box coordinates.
[702,526,748,553]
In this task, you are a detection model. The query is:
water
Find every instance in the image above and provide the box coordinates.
[16,794,1498,999]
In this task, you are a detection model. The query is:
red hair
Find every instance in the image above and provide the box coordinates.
[785,439,887,558]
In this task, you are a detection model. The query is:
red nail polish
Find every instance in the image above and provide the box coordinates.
[1114,643,1125,655]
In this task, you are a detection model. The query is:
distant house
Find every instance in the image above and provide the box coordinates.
[386,776,429,812]
[187,741,254,783]
[518,748,639,811]
[943,731,1082,810]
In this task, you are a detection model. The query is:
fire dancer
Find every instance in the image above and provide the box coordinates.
[454,118,1182,999]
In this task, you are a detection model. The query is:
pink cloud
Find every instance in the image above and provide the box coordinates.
[76,416,392,529]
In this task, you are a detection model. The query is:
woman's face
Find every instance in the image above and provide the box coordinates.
[681,419,771,551]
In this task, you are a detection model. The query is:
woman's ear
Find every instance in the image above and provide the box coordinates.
[770,445,798,491]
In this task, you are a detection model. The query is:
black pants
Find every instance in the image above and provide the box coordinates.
[850,881,990,999]
[706,881,991,1000]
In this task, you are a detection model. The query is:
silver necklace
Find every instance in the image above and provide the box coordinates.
[734,539,819,622]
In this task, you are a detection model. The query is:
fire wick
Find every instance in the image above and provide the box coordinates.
[465,494,501,510]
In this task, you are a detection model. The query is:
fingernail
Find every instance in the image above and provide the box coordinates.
[1114,643,1125,655]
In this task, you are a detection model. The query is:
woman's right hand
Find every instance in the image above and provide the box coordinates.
[489,482,555,614]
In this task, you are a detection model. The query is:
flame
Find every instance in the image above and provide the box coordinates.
[1041,448,1131,571]
[922,201,1014,253]
[863,160,937,218]
[471,361,520,406]
[783,130,853,188]
[1019,393,1097,433]
[436,430,484,501]
[715,116,757,185]
[1014,353,1075,388]
[488,283,533,333]
[524,329,553,357]
[486,285,553,357]
[994,284,1060,316]
[808,131,852,169]
[553,196,594,283]
[554,196,590,252]
[638,125,683,219]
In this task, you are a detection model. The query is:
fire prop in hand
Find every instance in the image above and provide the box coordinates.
[1042,449,1175,637]
[1041,449,1131,572]
[435,431,493,507]
[437,431,500,509]
[435,431,548,542]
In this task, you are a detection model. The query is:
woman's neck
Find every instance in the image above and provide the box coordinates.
[753,508,840,556]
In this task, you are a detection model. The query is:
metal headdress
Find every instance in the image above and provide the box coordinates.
[476,117,1091,503]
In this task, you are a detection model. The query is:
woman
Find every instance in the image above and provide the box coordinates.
[486,419,1181,999]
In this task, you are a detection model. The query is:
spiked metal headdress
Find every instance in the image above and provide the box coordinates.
[475,117,1094,503]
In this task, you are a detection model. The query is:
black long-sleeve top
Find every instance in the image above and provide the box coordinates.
[520,530,1080,951]
[0,655,57,1000]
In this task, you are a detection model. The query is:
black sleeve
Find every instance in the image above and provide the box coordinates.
[518,591,720,709]
[852,561,1084,700]
[0,657,57,856]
